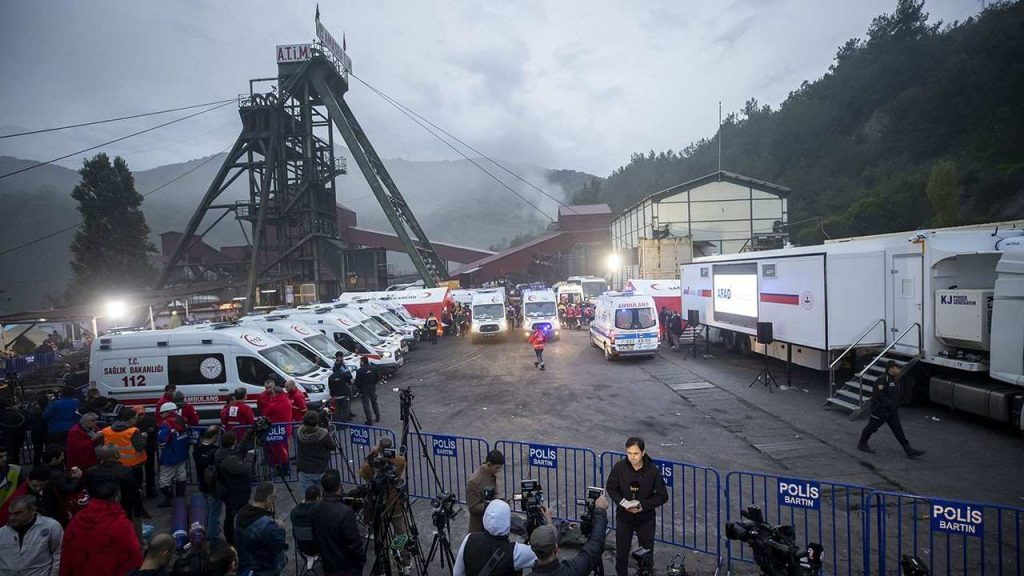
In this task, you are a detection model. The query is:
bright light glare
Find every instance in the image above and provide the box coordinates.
[105,300,128,319]
[605,253,622,271]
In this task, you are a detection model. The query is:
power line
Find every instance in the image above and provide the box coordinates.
[347,71,559,222]
[0,98,235,140]
[0,101,235,181]
[348,72,582,216]
[0,147,229,258]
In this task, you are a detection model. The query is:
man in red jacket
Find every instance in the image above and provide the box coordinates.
[65,412,101,472]
[220,387,255,440]
[60,481,142,576]
[285,379,308,423]
[173,391,200,426]
[529,327,547,371]
[262,383,294,477]
[255,379,276,416]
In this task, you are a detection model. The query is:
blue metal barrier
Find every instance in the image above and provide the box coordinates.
[600,451,721,559]
[403,432,489,503]
[866,490,1024,576]
[331,423,396,487]
[494,440,598,522]
[725,471,872,576]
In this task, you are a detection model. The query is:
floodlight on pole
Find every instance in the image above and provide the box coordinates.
[105,300,128,320]
[605,253,621,272]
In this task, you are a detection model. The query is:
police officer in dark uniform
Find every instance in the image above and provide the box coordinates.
[355,357,381,426]
[858,360,926,458]
[329,352,356,423]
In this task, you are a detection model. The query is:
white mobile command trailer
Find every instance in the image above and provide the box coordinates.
[680,222,1024,429]
[590,291,660,360]
[89,324,331,420]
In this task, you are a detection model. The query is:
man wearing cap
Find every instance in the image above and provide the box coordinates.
[858,360,926,458]
[530,492,609,576]
[156,402,190,507]
[453,500,537,576]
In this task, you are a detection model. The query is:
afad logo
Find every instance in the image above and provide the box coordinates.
[243,333,267,347]
[291,324,310,336]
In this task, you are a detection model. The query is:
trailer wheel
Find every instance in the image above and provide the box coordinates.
[736,334,751,356]
[722,331,736,353]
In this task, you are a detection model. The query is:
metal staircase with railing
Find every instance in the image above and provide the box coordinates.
[825,321,923,418]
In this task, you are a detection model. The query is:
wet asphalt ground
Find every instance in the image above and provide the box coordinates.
[145,328,1023,575]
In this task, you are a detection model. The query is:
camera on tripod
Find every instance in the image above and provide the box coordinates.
[252,416,272,436]
[370,447,400,485]
[576,486,603,537]
[513,479,546,536]
[725,506,823,576]
[430,492,459,525]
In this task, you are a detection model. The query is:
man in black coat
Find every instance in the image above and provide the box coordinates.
[213,431,255,545]
[355,357,381,426]
[311,469,365,576]
[605,437,668,576]
[858,360,926,458]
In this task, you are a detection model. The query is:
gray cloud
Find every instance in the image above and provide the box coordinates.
[0,0,982,176]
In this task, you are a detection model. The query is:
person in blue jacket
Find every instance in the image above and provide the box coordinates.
[41,386,80,446]
[235,482,288,576]
[156,402,191,508]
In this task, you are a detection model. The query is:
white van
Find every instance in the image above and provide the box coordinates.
[290,307,404,375]
[89,324,331,421]
[555,282,585,305]
[236,314,360,379]
[590,291,660,360]
[470,288,509,340]
[330,305,408,354]
[521,288,560,340]
[343,301,418,349]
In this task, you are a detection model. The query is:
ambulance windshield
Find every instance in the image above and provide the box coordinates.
[525,302,556,317]
[473,304,505,320]
[259,344,318,377]
[363,317,392,337]
[349,324,384,346]
[305,333,350,356]
[614,307,656,330]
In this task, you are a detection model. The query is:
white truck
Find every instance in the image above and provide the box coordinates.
[521,288,560,340]
[89,324,331,420]
[566,275,609,302]
[680,222,1024,429]
[470,288,509,340]
[590,291,660,360]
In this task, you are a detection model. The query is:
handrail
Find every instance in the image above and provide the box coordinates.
[829,318,887,370]
[857,322,923,380]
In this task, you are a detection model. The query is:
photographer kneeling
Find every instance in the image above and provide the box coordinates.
[530,493,609,576]
[454,500,537,576]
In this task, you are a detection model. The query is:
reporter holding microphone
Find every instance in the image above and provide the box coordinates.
[604,437,668,576]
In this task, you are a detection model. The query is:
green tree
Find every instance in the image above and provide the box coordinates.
[67,153,156,304]
[926,159,959,227]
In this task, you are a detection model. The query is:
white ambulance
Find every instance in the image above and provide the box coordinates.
[470,288,509,340]
[521,288,560,339]
[341,301,418,349]
[330,305,408,354]
[236,314,359,379]
[89,324,331,420]
[590,291,660,360]
[289,307,404,375]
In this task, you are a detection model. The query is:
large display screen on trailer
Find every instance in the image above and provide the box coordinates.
[713,263,758,329]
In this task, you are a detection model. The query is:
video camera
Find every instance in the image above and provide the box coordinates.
[631,547,653,576]
[369,447,401,486]
[576,486,603,538]
[513,479,546,537]
[725,506,823,576]
[251,416,272,437]
[431,491,460,529]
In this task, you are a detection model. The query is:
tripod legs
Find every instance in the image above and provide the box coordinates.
[749,354,779,392]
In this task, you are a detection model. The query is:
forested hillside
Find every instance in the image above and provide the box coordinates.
[573,0,1024,244]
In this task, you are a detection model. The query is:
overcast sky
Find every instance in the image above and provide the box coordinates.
[0,0,983,178]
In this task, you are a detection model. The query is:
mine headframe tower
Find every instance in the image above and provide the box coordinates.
[156,20,449,309]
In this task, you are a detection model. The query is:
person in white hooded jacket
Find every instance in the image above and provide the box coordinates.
[453,500,536,576]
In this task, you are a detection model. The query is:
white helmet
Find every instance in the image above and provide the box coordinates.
[159,402,178,414]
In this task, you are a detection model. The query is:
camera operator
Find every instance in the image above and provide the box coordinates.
[213,431,256,545]
[454,499,537,576]
[605,437,668,576]
[296,410,337,493]
[530,493,610,576]
[312,469,365,576]
[466,449,505,534]
[358,437,408,539]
